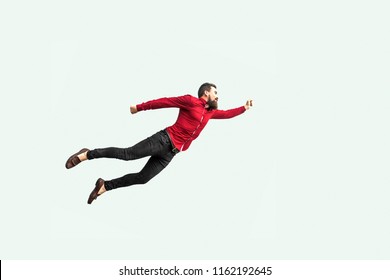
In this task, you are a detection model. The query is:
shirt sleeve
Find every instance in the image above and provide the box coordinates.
[136,95,194,111]
[211,106,246,119]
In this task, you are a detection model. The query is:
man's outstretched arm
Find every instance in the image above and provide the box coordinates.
[212,99,253,119]
[129,95,194,114]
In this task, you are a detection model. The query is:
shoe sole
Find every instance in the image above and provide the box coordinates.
[65,148,89,169]
[87,178,104,204]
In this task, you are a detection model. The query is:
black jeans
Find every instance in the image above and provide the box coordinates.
[86,129,178,190]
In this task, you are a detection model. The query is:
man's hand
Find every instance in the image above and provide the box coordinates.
[130,105,138,114]
[244,99,253,110]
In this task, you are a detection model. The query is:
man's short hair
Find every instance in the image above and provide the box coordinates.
[198,82,217,98]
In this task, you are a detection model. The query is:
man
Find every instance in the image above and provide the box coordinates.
[66,83,253,204]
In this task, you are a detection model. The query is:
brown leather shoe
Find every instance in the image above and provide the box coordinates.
[87,178,105,204]
[65,148,89,169]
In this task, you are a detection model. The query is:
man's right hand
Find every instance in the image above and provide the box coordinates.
[244,99,253,110]
[130,105,138,114]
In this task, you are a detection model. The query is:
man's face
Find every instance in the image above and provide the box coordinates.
[206,86,218,109]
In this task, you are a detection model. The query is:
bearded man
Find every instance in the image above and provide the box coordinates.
[65,83,253,204]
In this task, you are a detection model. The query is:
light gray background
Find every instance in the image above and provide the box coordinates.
[1,0,389,259]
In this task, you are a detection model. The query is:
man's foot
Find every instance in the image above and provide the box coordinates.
[87,178,106,204]
[65,148,90,169]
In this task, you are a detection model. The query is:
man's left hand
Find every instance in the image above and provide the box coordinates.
[130,105,138,114]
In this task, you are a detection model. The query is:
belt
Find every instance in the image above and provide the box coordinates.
[164,129,180,154]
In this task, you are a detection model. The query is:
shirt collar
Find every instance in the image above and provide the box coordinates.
[199,97,207,106]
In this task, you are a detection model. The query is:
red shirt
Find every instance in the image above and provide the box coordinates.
[136,95,246,151]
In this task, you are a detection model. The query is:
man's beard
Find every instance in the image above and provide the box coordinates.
[207,98,218,110]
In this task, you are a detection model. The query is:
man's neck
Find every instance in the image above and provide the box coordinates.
[200,95,209,108]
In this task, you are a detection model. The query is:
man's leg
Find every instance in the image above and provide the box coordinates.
[69,130,169,167]
[85,130,178,203]
[87,153,175,204]
[104,151,175,190]
[87,132,163,161]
